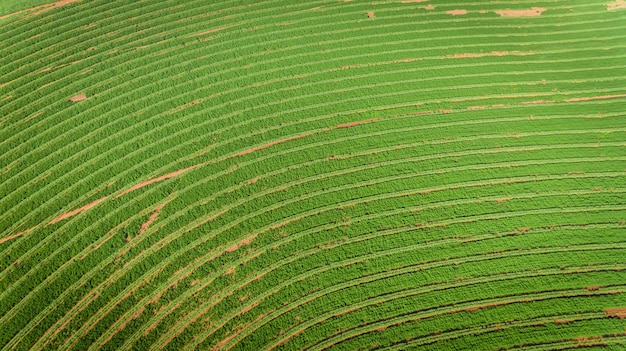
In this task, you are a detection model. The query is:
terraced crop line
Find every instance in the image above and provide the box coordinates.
[2,1,625,350]
[43,169,626,348]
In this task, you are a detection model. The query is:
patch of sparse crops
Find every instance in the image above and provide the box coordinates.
[1,0,625,350]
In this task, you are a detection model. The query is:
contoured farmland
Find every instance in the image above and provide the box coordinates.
[1,0,625,350]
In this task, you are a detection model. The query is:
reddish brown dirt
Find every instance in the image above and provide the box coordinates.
[31,0,82,16]
[605,307,626,319]
[48,197,108,225]
[232,133,310,157]
[0,227,35,244]
[586,286,601,291]
[1,95,12,102]
[448,51,534,59]
[366,12,375,18]
[187,26,230,38]
[225,234,258,253]
[564,93,626,102]
[495,7,545,17]
[138,198,173,235]
[69,93,87,102]
[608,0,626,10]
[116,165,199,198]
[446,9,467,15]
[336,118,379,129]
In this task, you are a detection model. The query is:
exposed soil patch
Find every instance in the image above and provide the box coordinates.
[366,12,375,18]
[605,307,626,319]
[448,50,534,59]
[424,4,435,10]
[69,93,87,102]
[446,9,467,15]
[138,198,174,235]
[401,0,428,3]
[187,26,231,38]
[116,165,199,198]
[564,93,626,102]
[31,0,82,16]
[48,197,107,225]
[336,118,379,129]
[0,227,34,244]
[232,133,310,157]
[495,7,545,17]
[225,234,258,253]
[608,0,626,10]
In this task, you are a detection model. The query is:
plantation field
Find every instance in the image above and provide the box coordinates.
[1,0,625,350]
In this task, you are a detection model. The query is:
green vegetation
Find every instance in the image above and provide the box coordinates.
[1,0,625,350]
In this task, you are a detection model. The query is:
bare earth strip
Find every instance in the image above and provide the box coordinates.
[495,7,546,17]
[137,198,174,235]
[232,133,311,157]
[47,197,108,226]
[608,0,626,11]
[116,165,199,198]
[0,227,35,244]
[605,307,626,319]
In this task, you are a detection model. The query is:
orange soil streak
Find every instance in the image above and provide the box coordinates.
[232,133,310,157]
[0,227,35,244]
[0,10,28,20]
[1,95,12,101]
[69,93,87,102]
[211,309,272,350]
[605,307,626,319]
[31,0,81,16]
[608,0,626,10]
[138,199,173,235]
[449,50,534,59]
[446,9,467,15]
[271,217,302,230]
[564,94,626,102]
[187,26,230,38]
[366,12,375,18]
[225,234,258,253]
[336,118,379,129]
[586,286,601,291]
[116,165,199,198]
[495,7,545,17]
[47,197,108,225]
[99,306,145,347]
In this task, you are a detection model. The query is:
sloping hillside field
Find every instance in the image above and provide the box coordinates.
[1,1,626,350]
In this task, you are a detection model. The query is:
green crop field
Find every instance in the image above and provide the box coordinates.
[1,0,625,350]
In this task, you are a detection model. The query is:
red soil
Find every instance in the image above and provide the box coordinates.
[446,9,467,15]
[608,0,626,10]
[448,50,533,59]
[232,133,310,157]
[564,94,626,102]
[31,0,81,16]
[225,234,258,253]
[605,307,626,319]
[69,93,87,102]
[48,197,108,225]
[0,226,35,244]
[116,165,199,198]
[495,7,545,17]
[336,118,379,129]
[138,198,173,235]
[187,26,230,38]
